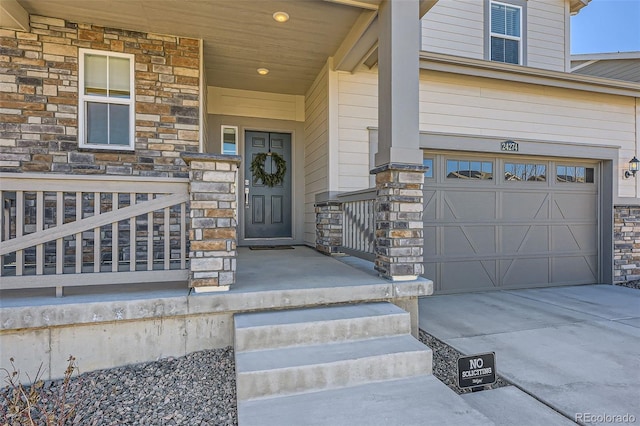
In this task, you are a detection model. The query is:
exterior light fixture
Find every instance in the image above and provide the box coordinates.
[273,12,289,23]
[257,68,269,75]
[625,156,639,178]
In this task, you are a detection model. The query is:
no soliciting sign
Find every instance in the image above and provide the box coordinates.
[457,352,496,389]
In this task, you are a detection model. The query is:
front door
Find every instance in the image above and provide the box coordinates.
[244,131,292,239]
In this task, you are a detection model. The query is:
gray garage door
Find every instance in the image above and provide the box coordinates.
[423,153,599,294]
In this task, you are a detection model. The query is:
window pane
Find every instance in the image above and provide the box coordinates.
[505,5,520,36]
[505,163,516,180]
[471,161,481,177]
[537,165,546,181]
[423,158,433,178]
[491,3,506,34]
[459,161,470,178]
[85,54,107,95]
[222,127,237,155]
[557,166,566,182]
[109,57,130,98]
[491,37,505,62]
[86,102,108,145]
[586,168,594,183]
[504,39,520,64]
[481,162,493,179]
[109,104,130,145]
[446,160,458,178]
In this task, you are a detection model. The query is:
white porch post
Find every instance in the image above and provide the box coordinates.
[372,0,426,281]
[375,0,421,167]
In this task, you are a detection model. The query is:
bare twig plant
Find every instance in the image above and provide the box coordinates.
[1,356,80,426]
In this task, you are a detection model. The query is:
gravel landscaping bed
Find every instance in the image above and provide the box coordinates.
[2,332,509,424]
[418,330,511,395]
[1,347,237,426]
[615,280,640,290]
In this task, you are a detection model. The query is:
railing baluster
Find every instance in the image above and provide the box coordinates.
[56,192,63,275]
[164,206,170,270]
[356,201,364,251]
[130,192,136,272]
[36,191,44,275]
[351,204,356,250]
[16,191,23,276]
[147,194,153,271]
[94,192,101,273]
[363,201,369,253]
[180,202,186,270]
[112,193,119,272]
[56,191,64,297]
[75,192,82,274]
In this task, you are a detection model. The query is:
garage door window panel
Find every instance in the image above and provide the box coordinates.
[447,159,493,180]
[505,163,546,181]
[557,165,594,183]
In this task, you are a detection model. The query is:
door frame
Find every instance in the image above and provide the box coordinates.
[237,126,300,246]
[244,127,295,246]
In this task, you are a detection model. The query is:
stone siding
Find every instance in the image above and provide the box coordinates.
[0,15,200,177]
[614,205,640,283]
[182,153,241,290]
[371,164,426,280]
[315,201,343,255]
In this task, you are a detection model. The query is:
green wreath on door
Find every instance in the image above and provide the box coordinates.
[250,152,287,187]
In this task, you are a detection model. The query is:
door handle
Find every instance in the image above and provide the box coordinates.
[244,179,250,208]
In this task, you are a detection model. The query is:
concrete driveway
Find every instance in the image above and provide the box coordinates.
[418,285,640,425]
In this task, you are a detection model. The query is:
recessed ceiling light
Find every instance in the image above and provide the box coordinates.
[257,68,269,75]
[273,11,289,23]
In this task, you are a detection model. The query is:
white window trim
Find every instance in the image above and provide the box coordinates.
[221,125,239,155]
[78,48,135,151]
[489,0,523,65]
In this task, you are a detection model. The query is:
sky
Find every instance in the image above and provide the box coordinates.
[570,0,640,54]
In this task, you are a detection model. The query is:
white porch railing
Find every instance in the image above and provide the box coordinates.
[0,173,189,296]
[338,188,376,260]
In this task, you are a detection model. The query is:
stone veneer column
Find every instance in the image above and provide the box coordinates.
[181,153,241,292]
[371,164,426,281]
[315,199,343,255]
[614,205,640,283]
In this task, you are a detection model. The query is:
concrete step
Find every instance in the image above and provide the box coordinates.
[234,302,410,352]
[236,334,432,401]
[238,374,494,426]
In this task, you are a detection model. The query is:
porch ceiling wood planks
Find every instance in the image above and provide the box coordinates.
[16,0,363,95]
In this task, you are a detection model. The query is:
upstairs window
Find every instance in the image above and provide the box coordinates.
[79,49,135,150]
[490,1,522,65]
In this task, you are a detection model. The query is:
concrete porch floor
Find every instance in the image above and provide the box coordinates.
[1,246,430,309]
[0,246,430,378]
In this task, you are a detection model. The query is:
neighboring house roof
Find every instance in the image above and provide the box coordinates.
[571,52,640,83]
[570,0,592,15]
